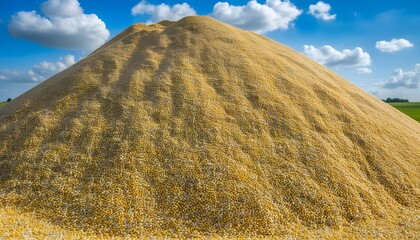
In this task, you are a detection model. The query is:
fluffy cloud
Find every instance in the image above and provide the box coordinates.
[303,45,371,68]
[308,1,336,21]
[210,0,302,34]
[131,1,196,23]
[130,0,301,34]
[380,64,420,89]
[0,69,29,83]
[8,0,109,51]
[375,39,413,53]
[356,67,372,74]
[0,55,75,83]
[41,0,83,17]
[29,55,76,81]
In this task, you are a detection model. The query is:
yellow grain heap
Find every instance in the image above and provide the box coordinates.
[0,16,419,238]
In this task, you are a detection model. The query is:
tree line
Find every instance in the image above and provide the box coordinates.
[382,97,409,103]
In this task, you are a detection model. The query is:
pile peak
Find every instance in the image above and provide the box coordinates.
[0,16,419,238]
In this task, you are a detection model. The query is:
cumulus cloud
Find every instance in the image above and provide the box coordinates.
[41,0,83,18]
[303,45,371,68]
[0,55,76,83]
[210,0,302,34]
[131,0,196,23]
[308,1,336,21]
[0,69,29,83]
[29,55,76,81]
[375,39,413,53]
[380,64,420,89]
[8,0,109,51]
[356,67,372,74]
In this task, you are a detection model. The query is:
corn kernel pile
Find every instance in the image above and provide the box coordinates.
[0,16,419,238]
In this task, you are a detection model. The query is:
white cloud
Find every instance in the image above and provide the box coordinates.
[308,1,336,21]
[375,39,413,53]
[380,64,420,89]
[0,69,29,83]
[41,0,83,18]
[0,55,76,83]
[356,67,372,74]
[210,0,302,34]
[303,45,371,68]
[130,0,302,34]
[131,0,196,23]
[8,0,109,51]
[29,55,76,81]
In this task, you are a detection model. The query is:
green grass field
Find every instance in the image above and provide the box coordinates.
[0,102,7,107]
[388,102,420,122]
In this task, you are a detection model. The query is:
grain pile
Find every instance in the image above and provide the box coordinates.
[0,16,419,238]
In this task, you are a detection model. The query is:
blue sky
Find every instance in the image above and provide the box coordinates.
[0,0,419,101]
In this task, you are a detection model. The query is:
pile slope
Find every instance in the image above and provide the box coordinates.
[0,16,419,238]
